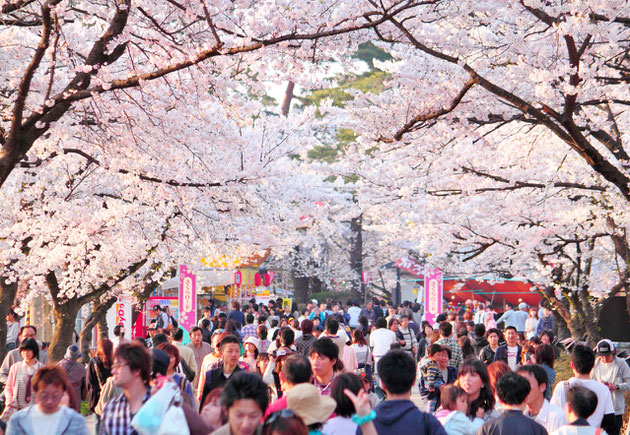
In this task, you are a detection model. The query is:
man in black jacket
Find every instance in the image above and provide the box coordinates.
[199,334,242,408]
[494,326,521,370]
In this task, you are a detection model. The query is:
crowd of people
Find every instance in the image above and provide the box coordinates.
[0,297,627,435]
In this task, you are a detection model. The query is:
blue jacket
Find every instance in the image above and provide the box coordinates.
[439,411,484,435]
[356,399,446,435]
[7,405,88,435]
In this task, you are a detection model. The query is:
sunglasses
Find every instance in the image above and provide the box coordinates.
[264,409,297,426]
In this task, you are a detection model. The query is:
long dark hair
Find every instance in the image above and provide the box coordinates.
[535,344,555,369]
[97,338,114,368]
[351,329,367,346]
[458,359,495,417]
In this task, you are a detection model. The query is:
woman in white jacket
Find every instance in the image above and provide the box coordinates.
[525,308,539,340]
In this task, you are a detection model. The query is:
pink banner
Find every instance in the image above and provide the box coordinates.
[424,268,443,325]
[394,256,424,277]
[179,265,196,332]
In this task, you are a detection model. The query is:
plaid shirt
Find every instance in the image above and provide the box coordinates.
[313,373,337,396]
[436,336,463,369]
[241,323,258,339]
[101,390,151,435]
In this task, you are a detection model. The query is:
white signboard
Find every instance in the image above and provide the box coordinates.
[106,296,133,341]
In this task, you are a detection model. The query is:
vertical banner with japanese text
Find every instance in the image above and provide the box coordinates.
[179,265,196,332]
[424,268,443,325]
[106,296,132,341]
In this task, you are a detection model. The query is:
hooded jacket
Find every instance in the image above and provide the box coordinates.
[6,406,88,435]
[470,335,488,355]
[356,399,446,435]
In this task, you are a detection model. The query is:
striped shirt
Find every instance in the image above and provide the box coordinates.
[101,390,151,435]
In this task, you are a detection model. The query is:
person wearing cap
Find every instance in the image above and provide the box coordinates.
[285,383,336,433]
[591,339,630,435]
[55,345,87,412]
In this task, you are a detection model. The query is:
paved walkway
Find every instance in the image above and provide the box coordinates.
[411,389,426,411]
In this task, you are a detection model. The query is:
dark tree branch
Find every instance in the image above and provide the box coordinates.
[378,78,476,142]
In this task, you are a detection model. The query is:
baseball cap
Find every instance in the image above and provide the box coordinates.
[518,302,527,310]
[595,339,614,356]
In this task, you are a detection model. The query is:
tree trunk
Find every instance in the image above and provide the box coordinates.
[310,276,323,294]
[281,81,295,116]
[78,297,117,363]
[292,274,310,304]
[349,214,363,301]
[97,317,109,340]
[0,278,18,363]
[49,300,81,362]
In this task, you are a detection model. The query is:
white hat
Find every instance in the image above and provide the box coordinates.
[244,336,260,352]
[518,302,527,310]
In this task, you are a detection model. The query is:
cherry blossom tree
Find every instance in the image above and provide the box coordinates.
[322,0,630,341]
[1,0,425,359]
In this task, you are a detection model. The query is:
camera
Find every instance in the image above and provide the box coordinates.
[273,349,287,358]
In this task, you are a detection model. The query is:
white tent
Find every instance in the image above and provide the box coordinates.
[160,269,233,290]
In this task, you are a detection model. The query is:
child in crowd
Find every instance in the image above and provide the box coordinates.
[359,372,380,409]
[434,385,484,435]
[419,344,444,412]
[551,385,606,435]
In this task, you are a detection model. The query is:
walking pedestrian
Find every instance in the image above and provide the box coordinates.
[5,311,19,354]
[550,344,615,434]
[100,343,152,435]
[55,345,86,412]
[1,339,42,421]
[478,372,547,435]
[0,327,49,386]
[357,350,446,435]
[86,338,112,430]
[5,365,88,434]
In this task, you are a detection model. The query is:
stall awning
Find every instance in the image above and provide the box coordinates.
[443,279,542,307]
[161,269,234,290]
